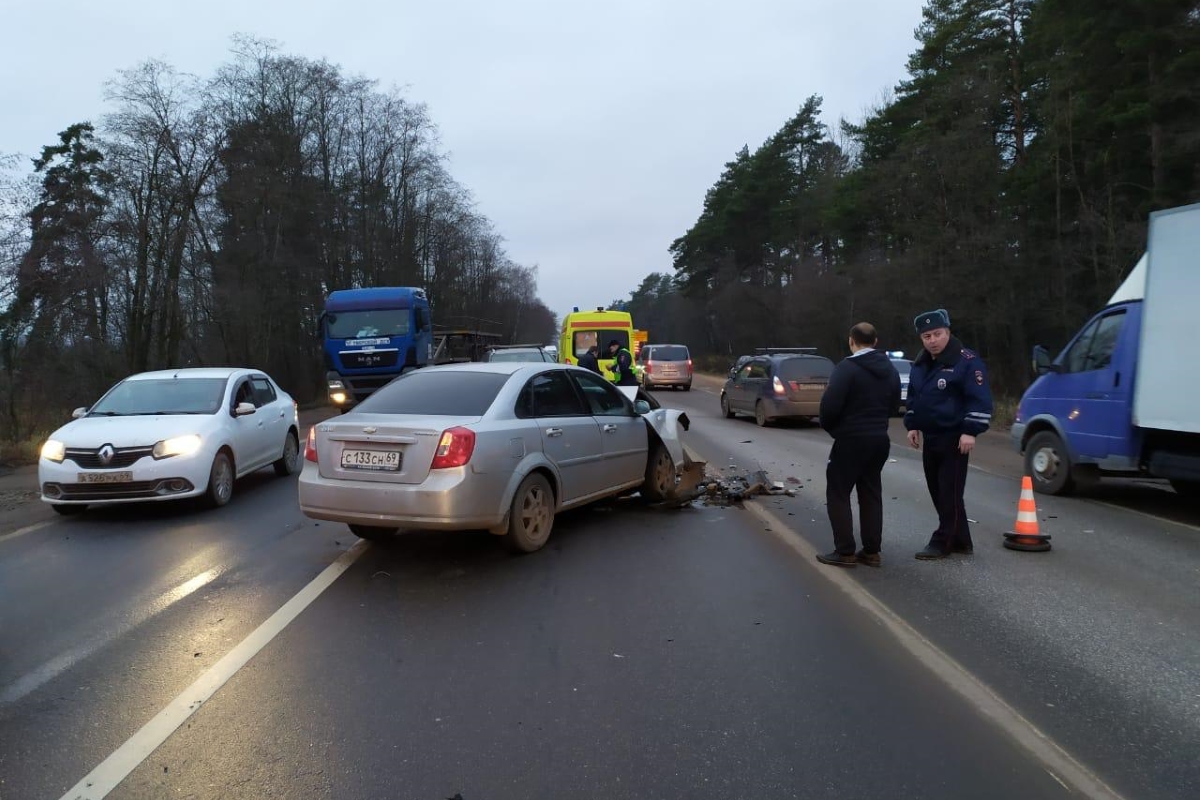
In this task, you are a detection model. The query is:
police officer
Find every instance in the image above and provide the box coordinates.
[904,309,993,560]
[607,339,638,386]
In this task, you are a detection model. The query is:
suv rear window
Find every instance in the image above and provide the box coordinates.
[648,345,689,360]
[354,371,508,416]
[778,357,834,381]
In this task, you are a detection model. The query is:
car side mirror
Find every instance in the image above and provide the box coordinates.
[72,407,88,419]
[1032,345,1059,375]
[633,399,651,415]
[234,402,257,416]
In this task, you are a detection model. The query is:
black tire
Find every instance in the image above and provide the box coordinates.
[52,504,87,516]
[641,440,676,503]
[682,384,691,392]
[506,472,555,553]
[274,430,300,477]
[1025,431,1075,496]
[204,450,235,508]
[349,524,398,541]
[754,401,771,427]
[720,394,735,419]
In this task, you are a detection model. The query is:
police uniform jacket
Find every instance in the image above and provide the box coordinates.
[903,337,993,437]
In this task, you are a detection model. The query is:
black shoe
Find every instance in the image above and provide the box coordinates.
[914,545,950,560]
[817,551,858,568]
[855,550,882,567]
[950,542,974,554]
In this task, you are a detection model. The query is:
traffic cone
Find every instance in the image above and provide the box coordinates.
[1003,476,1052,552]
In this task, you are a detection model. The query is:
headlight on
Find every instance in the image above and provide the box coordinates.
[153,434,203,459]
[41,440,66,463]
[330,391,348,404]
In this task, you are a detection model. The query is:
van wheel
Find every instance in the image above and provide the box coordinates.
[349,524,398,541]
[720,394,735,419]
[1025,431,1075,495]
[507,473,554,553]
[755,401,771,427]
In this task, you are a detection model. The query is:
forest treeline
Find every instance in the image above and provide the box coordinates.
[615,0,1200,392]
[0,36,556,443]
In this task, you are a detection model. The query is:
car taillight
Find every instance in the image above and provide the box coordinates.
[687,359,693,373]
[304,427,318,463]
[431,426,475,469]
[773,376,786,395]
[645,360,653,374]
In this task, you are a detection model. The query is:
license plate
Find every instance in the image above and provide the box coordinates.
[793,382,824,391]
[340,449,401,471]
[78,471,133,484]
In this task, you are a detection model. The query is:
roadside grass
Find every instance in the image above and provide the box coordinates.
[0,433,49,468]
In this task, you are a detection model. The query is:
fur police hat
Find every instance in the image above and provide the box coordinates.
[914,308,951,333]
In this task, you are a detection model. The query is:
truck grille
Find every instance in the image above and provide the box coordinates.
[340,349,399,369]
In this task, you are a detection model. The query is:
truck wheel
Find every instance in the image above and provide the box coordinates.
[1025,431,1075,495]
[506,473,554,553]
[720,394,735,419]
[349,524,398,541]
[642,440,677,502]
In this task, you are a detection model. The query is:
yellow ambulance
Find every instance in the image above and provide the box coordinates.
[558,306,636,379]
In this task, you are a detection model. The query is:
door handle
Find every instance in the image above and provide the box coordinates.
[546,427,563,437]
[602,424,618,433]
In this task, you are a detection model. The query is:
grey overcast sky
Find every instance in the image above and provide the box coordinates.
[1,0,926,324]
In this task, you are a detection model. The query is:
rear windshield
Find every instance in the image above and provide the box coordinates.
[354,371,508,416]
[778,357,834,381]
[648,345,689,360]
[572,329,630,358]
[892,360,912,375]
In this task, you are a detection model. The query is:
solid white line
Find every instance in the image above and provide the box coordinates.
[0,519,54,544]
[739,498,1125,800]
[58,540,368,800]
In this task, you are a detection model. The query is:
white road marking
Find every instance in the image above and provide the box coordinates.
[58,541,368,800]
[0,519,54,544]
[1,569,222,704]
[740,498,1124,800]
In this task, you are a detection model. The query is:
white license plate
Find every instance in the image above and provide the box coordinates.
[341,449,401,471]
[78,471,133,484]
[795,383,824,391]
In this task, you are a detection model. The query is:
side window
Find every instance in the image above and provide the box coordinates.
[251,377,277,407]
[523,371,586,417]
[415,307,429,331]
[737,364,755,380]
[233,380,255,409]
[747,361,769,379]
[1063,313,1124,373]
[572,370,634,417]
[573,331,598,358]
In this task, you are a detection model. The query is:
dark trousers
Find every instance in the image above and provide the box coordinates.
[921,433,973,551]
[826,436,890,555]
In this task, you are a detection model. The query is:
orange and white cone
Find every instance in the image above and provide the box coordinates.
[1003,476,1052,552]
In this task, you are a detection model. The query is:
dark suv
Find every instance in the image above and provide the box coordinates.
[720,350,835,426]
[638,344,692,390]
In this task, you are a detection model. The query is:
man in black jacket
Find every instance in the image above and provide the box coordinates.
[576,345,602,374]
[816,322,902,568]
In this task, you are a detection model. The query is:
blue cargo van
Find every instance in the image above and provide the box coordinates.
[1012,203,1200,495]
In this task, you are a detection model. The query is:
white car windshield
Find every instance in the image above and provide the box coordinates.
[88,378,228,416]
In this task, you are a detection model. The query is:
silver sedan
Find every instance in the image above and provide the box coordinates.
[298,362,690,552]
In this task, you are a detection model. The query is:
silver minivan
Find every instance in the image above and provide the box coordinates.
[639,344,692,391]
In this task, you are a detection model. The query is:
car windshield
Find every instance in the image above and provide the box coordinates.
[89,377,228,416]
[326,309,410,339]
[489,349,549,362]
[648,346,689,360]
[778,357,834,380]
[354,370,509,416]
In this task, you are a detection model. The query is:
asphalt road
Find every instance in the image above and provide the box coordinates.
[0,386,1195,799]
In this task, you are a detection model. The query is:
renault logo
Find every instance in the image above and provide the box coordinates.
[98,444,115,465]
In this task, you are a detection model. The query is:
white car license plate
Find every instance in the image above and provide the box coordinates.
[78,471,134,484]
[341,449,401,471]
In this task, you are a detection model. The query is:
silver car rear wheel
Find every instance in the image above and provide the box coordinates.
[507,473,554,553]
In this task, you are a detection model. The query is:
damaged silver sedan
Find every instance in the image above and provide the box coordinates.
[299,362,693,552]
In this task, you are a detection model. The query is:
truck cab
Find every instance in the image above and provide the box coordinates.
[321,287,433,410]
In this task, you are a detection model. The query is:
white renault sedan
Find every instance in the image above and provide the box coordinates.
[39,368,300,513]
[299,362,691,553]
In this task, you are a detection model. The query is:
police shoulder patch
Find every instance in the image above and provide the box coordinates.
[960,348,976,360]
[974,370,984,385]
